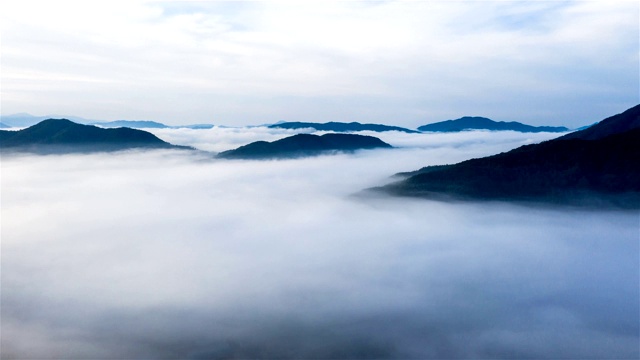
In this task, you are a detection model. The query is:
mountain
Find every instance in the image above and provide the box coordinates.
[92,120,169,128]
[417,116,569,133]
[269,121,420,134]
[559,106,640,140]
[218,133,392,159]
[0,119,191,154]
[0,113,95,127]
[573,123,596,132]
[376,105,640,208]
[92,120,215,129]
[182,124,215,129]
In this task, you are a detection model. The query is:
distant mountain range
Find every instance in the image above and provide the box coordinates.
[269,121,420,133]
[0,119,190,154]
[3,113,577,134]
[92,120,215,129]
[418,116,569,133]
[0,114,214,129]
[0,113,94,127]
[218,133,392,159]
[377,105,640,208]
[92,120,168,128]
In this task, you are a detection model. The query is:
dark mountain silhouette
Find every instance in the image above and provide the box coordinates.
[218,133,392,159]
[0,119,191,154]
[417,116,568,133]
[377,105,640,208]
[573,123,596,131]
[269,121,420,134]
[559,105,640,140]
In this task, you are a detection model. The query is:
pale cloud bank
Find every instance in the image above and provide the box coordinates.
[1,129,637,359]
[145,125,563,154]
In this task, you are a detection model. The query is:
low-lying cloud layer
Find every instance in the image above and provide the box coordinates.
[146,125,560,156]
[2,129,638,359]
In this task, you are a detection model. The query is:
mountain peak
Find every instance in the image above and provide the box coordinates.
[218,133,392,159]
[1,119,190,154]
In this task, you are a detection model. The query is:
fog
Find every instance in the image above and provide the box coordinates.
[2,129,638,359]
[146,125,561,157]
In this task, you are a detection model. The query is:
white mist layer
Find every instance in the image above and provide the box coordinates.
[145,126,563,154]
[1,130,637,359]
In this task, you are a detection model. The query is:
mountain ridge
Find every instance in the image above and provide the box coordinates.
[418,116,569,133]
[376,105,640,208]
[269,121,420,134]
[558,105,640,140]
[0,119,191,154]
[92,120,215,129]
[218,133,392,159]
[0,113,94,127]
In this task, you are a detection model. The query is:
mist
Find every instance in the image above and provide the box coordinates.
[2,129,638,359]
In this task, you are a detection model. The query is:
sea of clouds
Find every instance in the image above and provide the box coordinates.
[2,128,638,359]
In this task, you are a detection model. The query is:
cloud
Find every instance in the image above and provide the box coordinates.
[144,125,564,158]
[147,126,303,153]
[1,1,637,127]
[1,130,637,359]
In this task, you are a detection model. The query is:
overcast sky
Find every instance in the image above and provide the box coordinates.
[1,1,638,127]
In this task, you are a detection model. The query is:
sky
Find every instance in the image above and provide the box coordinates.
[2,129,638,358]
[1,0,638,127]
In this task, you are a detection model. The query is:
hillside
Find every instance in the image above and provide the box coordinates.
[378,105,640,208]
[0,119,190,154]
[559,105,640,140]
[218,133,392,159]
[418,116,568,133]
